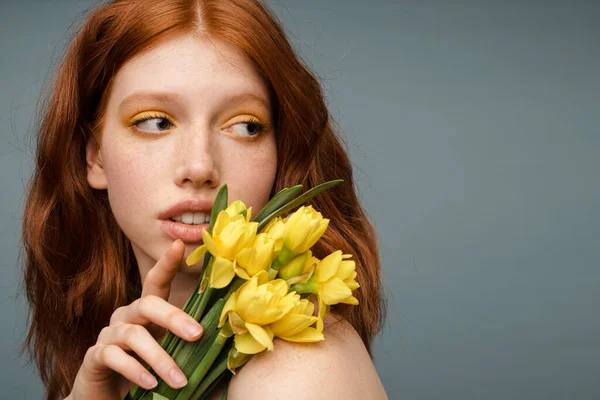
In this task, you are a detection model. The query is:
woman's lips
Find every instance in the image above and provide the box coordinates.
[160,219,209,243]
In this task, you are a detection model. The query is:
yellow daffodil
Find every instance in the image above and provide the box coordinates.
[270,298,324,343]
[218,271,297,354]
[185,203,258,288]
[185,200,253,266]
[314,250,360,306]
[234,233,275,279]
[284,206,329,254]
[289,250,360,331]
[273,206,329,266]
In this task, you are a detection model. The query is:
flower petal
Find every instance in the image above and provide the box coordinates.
[337,259,356,281]
[202,229,219,257]
[236,276,259,307]
[185,244,207,266]
[233,259,251,280]
[255,270,270,285]
[210,257,235,289]
[225,200,247,217]
[340,295,359,305]
[319,276,353,305]
[316,251,342,282]
[300,219,329,253]
[213,210,231,234]
[271,314,318,337]
[317,297,329,333]
[280,327,324,343]
[258,307,286,325]
[234,332,267,355]
[245,322,274,352]
[271,279,289,297]
[219,292,237,327]
[345,278,360,291]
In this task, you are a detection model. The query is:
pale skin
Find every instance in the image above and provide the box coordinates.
[67,32,387,399]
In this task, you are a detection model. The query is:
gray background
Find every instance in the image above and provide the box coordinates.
[1,0,599,399]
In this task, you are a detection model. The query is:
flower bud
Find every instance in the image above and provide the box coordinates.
[277,250,316,284]
[281,206,329,261]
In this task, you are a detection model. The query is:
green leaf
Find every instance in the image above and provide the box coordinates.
[257,179,343,231]
[156,299,226,398]
[209,184,229,234]
[190,349,229,400]
[253,185,303,223]
[141,393,171,400]
[174,325,231,400]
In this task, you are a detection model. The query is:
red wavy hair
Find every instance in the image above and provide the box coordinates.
[20,0,385,398]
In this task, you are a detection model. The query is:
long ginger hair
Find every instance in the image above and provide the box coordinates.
[20,0,385,398]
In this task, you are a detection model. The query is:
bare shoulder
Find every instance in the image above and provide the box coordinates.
[227,314,388,400]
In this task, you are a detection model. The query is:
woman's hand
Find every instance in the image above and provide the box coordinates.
[66,239,203,400]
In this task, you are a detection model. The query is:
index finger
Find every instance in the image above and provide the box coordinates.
[141,239,185,299]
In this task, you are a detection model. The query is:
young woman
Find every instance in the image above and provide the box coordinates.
[21,0,387,399]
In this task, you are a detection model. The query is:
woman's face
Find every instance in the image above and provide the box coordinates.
[86,32,277,275]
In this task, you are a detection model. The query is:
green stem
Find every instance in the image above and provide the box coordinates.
[189,352,229,400]
[129,267,207,400]
[193,286,214,321]
[174,327,230,400]
[154,298,225,398]
[274,247,294,269]
[290,278,316,295]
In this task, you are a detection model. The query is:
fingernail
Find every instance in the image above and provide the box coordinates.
[184,321,202,338]
[141,372,158,388]
[170,367,187,386]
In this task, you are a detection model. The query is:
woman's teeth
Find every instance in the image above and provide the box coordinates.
[170,212,210,225]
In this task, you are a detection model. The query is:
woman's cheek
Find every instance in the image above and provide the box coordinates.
[234,147,277,211]
[103,148,155,221]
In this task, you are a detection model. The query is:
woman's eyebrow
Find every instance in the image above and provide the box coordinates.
[118,90,270,111]
[118,91,185,110]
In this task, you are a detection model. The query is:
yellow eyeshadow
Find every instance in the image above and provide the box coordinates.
[128,111,172,125]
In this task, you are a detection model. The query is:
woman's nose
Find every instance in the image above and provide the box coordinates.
[173,129,220,190]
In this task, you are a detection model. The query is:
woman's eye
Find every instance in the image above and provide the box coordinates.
[227,119,266,138]
[131,116,174,134]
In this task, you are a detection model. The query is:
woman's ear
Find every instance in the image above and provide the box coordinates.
[86,135,108,189]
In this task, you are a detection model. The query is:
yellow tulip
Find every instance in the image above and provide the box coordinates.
[234,233,275,279]
[281,206,329,259]
[219,271,297,354]
[270,298,324,343]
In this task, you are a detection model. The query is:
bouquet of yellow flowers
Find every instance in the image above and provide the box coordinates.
[127,180,360,400]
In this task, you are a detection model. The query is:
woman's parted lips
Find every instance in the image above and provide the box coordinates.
[158,198,214,220]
